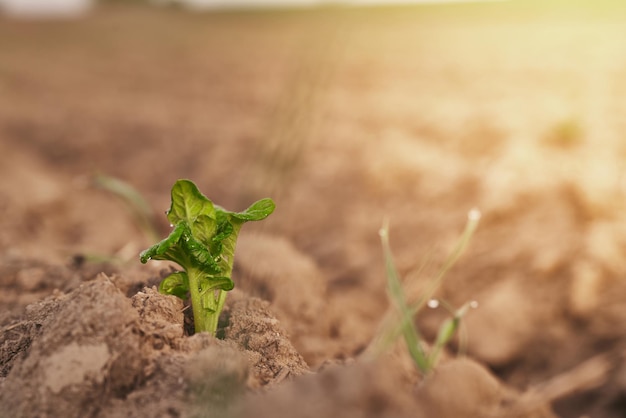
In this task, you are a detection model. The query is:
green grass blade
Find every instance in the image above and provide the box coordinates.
[379,220,430,374]
[427,300,477,369]
[369,210,481,374]
[413,209,481,314]
[94,174,160,242]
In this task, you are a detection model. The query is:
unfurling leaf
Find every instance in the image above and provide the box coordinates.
[167,179,216,227]
[159,272,190,299]
[229,198,276,222]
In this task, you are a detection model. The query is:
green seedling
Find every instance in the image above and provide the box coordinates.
[74,174,159,265]
[427,299,478,370]
[544,117,584,148]
[94,173,160,243]
[376,209,480,375]
[140,179,275,335]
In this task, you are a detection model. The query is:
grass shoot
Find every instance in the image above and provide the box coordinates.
[374,209,481,375]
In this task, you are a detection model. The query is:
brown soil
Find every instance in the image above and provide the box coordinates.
[2,2,626,417]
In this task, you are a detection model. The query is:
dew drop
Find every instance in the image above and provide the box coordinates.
[469,300,479,309]
[169,223,174,228]
[427,299,440,309]
[468,208,482,222]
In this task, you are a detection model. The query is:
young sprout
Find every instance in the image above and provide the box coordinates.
[427,299,478,370]
[94,173,160,242]
[140,179,275,335]
[379,219,430,373]
[376,209,481,375]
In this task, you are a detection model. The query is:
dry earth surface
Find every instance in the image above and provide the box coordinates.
[1,1,626,417]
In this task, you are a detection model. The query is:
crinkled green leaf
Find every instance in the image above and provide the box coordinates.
[198,276,235,293]
[167,179,216,226]
[227,198,276,222]
[192,214,218,247]
[213,213,234,243]
[186,241,221,276]
[197,276,235,313]
[207,215,233,257]
[139,222,188,264]
[140,221,222,275]
[159,272,189,299]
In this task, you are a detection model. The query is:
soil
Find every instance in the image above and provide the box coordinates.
[2,2,626,417]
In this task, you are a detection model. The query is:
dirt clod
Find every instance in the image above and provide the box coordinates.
[224,297,309,386]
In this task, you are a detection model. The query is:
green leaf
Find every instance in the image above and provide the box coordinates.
[139,222,188,264]
[379,221,430,374]
[434,317,459,350]
[184,235,221,275]
[198,276,235,293]
[228,198,276,222]
[427,300,476,369]
[166,179,216,226]
[192,214,218,247]
[213,213,234,243]
[159,272,190,299]
[94,174,160,242]
[197,276,235,313]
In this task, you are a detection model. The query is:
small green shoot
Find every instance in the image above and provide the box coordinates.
[543,117,584,149]
[140,179,275,335]
[427,299,478,370]
[376,209,481,375]
[94,173,160,242]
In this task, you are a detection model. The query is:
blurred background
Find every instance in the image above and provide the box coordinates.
[0,0,513,17]
[1,1,626,416]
